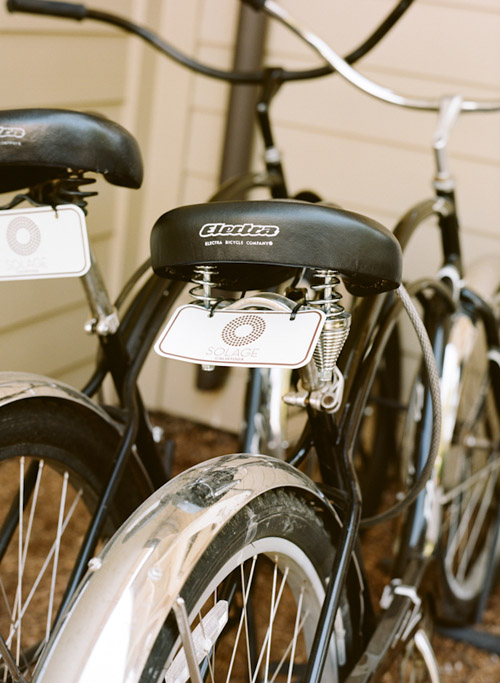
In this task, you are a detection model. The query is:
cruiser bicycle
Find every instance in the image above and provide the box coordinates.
[0,0,414,680]
[23,0,500,680]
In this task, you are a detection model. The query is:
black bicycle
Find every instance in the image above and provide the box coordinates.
[0,1,414,680]
[22,1,500,681]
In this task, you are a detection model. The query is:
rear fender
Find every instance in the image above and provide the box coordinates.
[33,453,362,683]
[0,371,118,429]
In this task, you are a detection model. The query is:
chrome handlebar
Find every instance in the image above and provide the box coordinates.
[264,0,500,115]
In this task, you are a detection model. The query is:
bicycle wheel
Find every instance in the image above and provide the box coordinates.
[143,489,356,683]
[0,397,153,681]
[437,300,500,624]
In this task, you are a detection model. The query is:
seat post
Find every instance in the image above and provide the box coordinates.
[81,247,120,337]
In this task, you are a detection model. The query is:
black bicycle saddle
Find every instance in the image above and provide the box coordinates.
[0,108,143,192]
[151,199,402,296]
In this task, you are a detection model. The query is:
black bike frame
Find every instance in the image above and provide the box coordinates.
[56,274,185,618]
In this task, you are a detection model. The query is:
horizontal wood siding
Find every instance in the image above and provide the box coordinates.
[1,1,498,431]
[0,0,134,387]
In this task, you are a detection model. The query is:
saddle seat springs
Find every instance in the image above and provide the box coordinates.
[188,266,351,413]
[309,269,351,382]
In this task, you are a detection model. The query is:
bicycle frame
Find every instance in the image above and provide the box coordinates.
[6,2,500,682]
[0,2,419,657]
[50,263,186,617]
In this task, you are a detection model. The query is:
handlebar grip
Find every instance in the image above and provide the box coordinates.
[6,0,87,20]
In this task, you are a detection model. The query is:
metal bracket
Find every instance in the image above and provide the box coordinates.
[432,94,463,189]
[437,263,463,305]
[172,597,203,683]
[380,579,423,645]
[488,347,500,370]
[84,310,120,336]
[432,196,453,217]
[283,366,345,413]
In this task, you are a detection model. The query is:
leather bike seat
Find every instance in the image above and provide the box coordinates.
[0,108,143,192]
[151,199,402,296]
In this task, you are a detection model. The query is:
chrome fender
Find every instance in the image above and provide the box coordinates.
[0,370,117,428]
[33,453,341,683]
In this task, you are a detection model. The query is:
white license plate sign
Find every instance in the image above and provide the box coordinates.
[0,204,91,280]
[155,304,325,368]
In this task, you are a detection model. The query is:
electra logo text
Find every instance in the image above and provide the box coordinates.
[199,222,280,238]
[0,126,26,139]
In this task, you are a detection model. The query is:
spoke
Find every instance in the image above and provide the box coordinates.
[460,374,488,436]
[7,488,83,647]
[46,472,69,641]
[286,586,305,683]
[20,462,44,574]
[0,577,13,622]
[439,456,500,505]
[11,460,45,673]
[197,609,215,683]
[7,461,45,650]
[457,474,497,581]
[445,475,486,581]
[15,458,25,666]
[251,562,289,683]
[268,611,309,683]
[264,559,279,683]
[446,482,481,564]
[212,588,216,679]
[225,556,257,683]
[11,462,45,627]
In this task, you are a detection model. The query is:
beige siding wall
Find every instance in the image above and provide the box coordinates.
[0,0,135,388]
[0,1,499,430]
[128,0,247,429]
[262,0,500,283]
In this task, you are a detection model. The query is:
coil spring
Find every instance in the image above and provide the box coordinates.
[313,317,350,381]
[31,173,98,214]
[56,175,98,213]
[189,265,221,308]
[309,269,344,317]
[309,269,351,381]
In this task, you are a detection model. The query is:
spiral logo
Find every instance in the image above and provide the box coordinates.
[221,315,266,347]
[7,216,41,256]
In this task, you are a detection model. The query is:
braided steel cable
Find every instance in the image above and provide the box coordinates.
[360,283,442,527]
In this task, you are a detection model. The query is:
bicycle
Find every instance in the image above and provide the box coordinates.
[28,173,443,679]
[23,1,500,681]
[0,1,415,680]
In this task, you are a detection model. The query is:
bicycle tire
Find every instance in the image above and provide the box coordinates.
[0,397,153,680]
[436,292,500,624]
[141,489,356,682]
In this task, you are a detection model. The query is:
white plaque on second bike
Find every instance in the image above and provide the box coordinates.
[0,204,91,280]
[155,304,326,368]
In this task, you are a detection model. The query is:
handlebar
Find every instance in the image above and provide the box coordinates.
[6,0,415,85]
[6,0,86,19]
[251,0,500,114]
